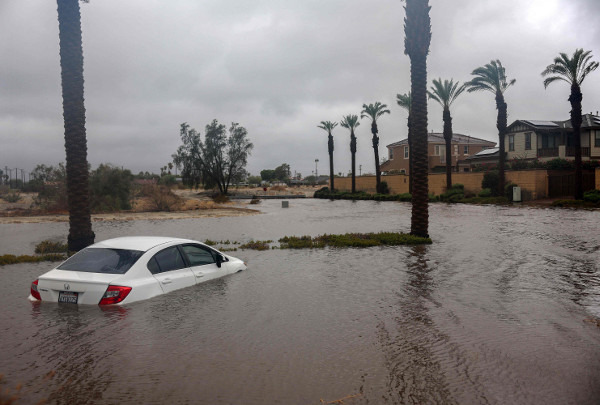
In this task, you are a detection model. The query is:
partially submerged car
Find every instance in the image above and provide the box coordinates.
[29,236,246,305]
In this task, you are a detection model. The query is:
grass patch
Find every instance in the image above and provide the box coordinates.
[239,240,273,250]
[279,232,431,249]
[0,253,66,266]
[34,240,68,254]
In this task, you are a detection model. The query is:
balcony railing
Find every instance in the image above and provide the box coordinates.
[538,147,558,157]
[566,146,590,157]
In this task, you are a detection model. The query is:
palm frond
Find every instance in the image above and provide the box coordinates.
[467,59,514,95]
[361,102,391,122]
[318,121,338,132]
[340,114,360,130]
[542,48,598,88]
[396,92,412,113]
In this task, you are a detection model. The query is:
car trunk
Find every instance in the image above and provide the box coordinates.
[38,270,123,305]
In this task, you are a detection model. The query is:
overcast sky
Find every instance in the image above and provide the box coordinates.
[1,0,599,179]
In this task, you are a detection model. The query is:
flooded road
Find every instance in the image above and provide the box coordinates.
[1,200,599,404]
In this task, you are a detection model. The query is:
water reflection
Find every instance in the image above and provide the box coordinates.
[377,246,455,405]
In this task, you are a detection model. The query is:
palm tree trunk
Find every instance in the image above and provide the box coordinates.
[350,131,357,193]
[57,0,95,251]
[371,122,381,192]
[408,114,413,193]
[443,107,452,190]
[495,92,507,197]
[405,0,431,238]
[570,84,583,199]
[328,133,335,191]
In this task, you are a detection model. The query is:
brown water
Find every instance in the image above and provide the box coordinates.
[1,200,599,404]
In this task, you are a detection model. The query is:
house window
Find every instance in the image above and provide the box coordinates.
[454,145,458,155]
[525,133,532,150]
[435,145,445,156]
[463,145,469,155]
[389,148,394,160]
[595,131,600,147]
[509,135,515,151]
[404,146,409,159]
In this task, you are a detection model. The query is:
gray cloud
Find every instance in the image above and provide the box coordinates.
[1,0,599,178]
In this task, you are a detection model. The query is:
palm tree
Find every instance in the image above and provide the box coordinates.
[318,121,338,191]
[340,115,360,193]
[404,0,431,238]
[396,92,413,192]
[361,102,390,193]
[57,0,95,251]
[428,78,466,189]
[541,49,598,200]
[466,60,515,196]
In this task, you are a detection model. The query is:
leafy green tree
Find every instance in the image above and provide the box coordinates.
[173,120,253,195]
[361,102,390,194]
[542,49,598,199]
[466,60,515,196]
[396,92,412,192]
[340,115,360,193]
[273,163,291,182]
[248,175,262,185]
[56,0,94,250]
[404,0,431,238]
[89,164,134,212]
[30,164,68,210]
[317,121,338,190]
[260,169,275,182]
[428,78,466,189]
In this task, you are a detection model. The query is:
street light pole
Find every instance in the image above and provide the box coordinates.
[315,159,319,178]
[359,164,362,176]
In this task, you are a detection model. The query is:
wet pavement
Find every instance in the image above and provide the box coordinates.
[1,200,599,404]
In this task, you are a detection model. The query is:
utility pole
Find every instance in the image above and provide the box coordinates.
[359,164,362,176]
[315,159,319,178]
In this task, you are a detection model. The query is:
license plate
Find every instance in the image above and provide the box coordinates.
[58,291,78,304]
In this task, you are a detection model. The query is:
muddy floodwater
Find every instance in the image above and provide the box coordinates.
[1,199,599,404]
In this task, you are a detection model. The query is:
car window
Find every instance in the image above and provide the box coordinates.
[151,246,187,273]
[58,248,143,274]
[181,244,216,266]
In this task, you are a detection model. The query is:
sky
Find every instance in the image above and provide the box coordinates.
[1,0,599,179]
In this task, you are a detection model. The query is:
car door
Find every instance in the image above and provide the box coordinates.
[148,246,195,293]
[180,244,224,284]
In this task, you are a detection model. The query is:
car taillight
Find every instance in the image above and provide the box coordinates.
[30,279,41,301]
[98,285,132,305]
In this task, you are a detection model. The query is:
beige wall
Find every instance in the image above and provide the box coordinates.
[334,169,551,199]
[506,131,537,160]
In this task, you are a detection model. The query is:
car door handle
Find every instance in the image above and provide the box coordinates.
[195,273,204,278]
[161,278,172,284]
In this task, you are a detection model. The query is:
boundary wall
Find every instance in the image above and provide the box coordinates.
[334,170,555,200]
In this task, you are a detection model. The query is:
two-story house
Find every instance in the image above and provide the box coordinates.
[380,132,496,174]
[505,113,600,162]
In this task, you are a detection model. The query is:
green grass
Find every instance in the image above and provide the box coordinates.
[0,253,66,266]
[279,232,431,249]
[239,240,273,250]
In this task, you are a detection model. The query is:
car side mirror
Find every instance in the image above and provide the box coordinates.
[216,254,223,268]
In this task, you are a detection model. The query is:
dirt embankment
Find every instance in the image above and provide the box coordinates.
[0,189,262,224]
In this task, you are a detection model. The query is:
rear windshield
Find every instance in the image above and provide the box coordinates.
[58,248,144,274]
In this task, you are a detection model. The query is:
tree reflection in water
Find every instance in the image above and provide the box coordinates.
[377,245,456,405]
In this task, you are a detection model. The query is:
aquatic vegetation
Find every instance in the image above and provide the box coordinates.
[279,232,431,249]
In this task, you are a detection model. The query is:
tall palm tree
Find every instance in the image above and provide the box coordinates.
[361,102,390,193]
[466,60,515,197]
[428,78,466,189]
[396,92,412,192]
[57,0,95,251]
[542,49,598,200]
[318,121,338,191]
[404,0,431,238]
[340,115,360,193]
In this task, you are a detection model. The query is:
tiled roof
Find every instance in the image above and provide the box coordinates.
[509,114,600,131]
[386,132,496,148]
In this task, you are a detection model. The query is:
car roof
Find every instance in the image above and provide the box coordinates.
[91,236,197,252]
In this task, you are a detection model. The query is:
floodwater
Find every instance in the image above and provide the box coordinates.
[1,199,599,404]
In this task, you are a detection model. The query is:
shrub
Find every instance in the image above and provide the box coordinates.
[140,184,181,211]
[0,253,66,266]
[212,193,230,203]
[89,164,134,212]
[439,184,465,203]
[279,232,432,249]
[2,192,21,203]
[583,189,600,203]
[545,158,573,170]
[377,181,390,194]
[158,174,178,186]
[35,240,68,254]
[482,171,500,196]
[239,240,272,250]
[478,188,492,198]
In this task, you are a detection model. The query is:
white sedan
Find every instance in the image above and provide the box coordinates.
[29,236,247,305]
